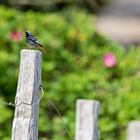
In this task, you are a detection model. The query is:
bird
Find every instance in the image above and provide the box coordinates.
[25,31,47,53]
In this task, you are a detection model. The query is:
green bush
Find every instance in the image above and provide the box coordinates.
[0,5,140,140]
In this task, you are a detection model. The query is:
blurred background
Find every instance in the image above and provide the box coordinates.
[0,0,140,140]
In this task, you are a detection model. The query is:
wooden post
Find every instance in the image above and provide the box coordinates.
[127,121,140,140]
[12,49,41,140]
[75,99,100,140]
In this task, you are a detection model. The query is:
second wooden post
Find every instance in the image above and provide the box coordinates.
[75,99,100,140]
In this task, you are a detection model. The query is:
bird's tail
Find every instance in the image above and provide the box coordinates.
[37,45,47,53]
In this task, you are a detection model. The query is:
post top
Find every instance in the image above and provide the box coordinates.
[21,49,42,54]
[77,99,100,105]
[129,121,140,126]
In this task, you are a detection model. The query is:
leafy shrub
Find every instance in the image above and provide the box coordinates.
[0,5,140,140]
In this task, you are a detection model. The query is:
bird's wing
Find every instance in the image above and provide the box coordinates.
[29,35,43,47]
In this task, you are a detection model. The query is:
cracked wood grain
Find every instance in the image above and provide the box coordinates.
[12,49,41,140]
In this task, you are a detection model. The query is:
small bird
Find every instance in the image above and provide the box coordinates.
[25,31,47,53]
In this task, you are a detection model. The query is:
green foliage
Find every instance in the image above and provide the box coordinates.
[0,5,140,140]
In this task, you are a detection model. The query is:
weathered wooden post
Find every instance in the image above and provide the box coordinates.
[127,121,140,140]
[75,99,100,140]
[12,49,41,140]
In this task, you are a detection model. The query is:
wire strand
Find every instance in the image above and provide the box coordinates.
[2,85,44,107]
[2,85,74,139]
[46,97,74,140]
